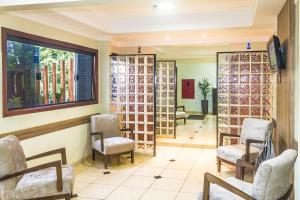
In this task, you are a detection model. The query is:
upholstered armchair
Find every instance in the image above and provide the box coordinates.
[90,113,135,169]
[176,106,188,125]
[217,118,273,172]
[201,149,297,200]
[0,135,74,200]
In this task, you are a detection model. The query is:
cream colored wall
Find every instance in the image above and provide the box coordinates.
[0,13,104,165]
[295,0,299,199]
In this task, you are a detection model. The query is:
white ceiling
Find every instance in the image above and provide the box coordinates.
[1,0,286,46]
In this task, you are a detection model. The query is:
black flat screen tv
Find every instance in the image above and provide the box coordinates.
[267,35,285,72]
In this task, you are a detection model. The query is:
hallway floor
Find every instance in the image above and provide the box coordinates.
[157,115,216,148]
[73,146,235,200]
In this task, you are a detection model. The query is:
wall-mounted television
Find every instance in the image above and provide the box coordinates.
[267,35,285,72]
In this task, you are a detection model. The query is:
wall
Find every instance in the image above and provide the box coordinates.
[176,58,217,113]
[0,13,104,165]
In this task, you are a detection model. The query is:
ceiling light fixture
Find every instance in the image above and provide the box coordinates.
[153,1,174,11]
[166,36,171,40]
[202,34,207,39]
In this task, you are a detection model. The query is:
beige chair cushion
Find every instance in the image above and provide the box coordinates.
[3,165,74,200]
[217,144,260,164]
[91,114,121,138]
[176,111,188,119]
[240,118,272,148]
[198,177,253,200]
[252,149,297,200]
[93,137,135,155]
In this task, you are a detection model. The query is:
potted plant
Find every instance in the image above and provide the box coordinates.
[198,78,211,115]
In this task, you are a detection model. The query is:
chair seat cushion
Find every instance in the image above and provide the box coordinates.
[176,111,188,119]
[3,165,74,200]
[198,177,253,200]
[217,144,260,164]
[93,137,135,155]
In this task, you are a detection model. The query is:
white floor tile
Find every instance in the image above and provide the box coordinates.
[78,183,117,199]
[140,189,178,200]
[105,186,146,200]
[121,175,155,188]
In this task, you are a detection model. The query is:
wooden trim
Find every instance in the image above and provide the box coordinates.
[0,114,98,140]
[26,148,67,165]
[1,27,99,117]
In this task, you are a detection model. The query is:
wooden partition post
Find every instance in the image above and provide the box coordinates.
[43,66,49,104]
[68,58,74,102]
[60,60,66,102]
[52,63,57,104]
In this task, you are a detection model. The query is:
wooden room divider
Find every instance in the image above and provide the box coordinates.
[217,51,273,145]
[156,61,176,138]
[109,54,156,156]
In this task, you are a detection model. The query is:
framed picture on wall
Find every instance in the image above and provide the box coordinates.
[182,79,195,99]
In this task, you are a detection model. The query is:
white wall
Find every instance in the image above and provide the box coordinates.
[176,58,217,113]
[0,13,106,165]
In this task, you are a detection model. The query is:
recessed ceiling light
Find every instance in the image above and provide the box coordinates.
[154,2,174,11]
[202,34,207,39]
[166,36,171,40]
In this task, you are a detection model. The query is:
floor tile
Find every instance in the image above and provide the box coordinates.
[73,181,90,194]
[180,180,203,193]
[94,173,129,185]
[140,189,178,200]
[75,171,103,183]
[121,175,155,188]
[134,166,164,177]
[78,183,117,199]
[105,186,146,200]
[176,192,200,200]
[150,178,184,192]
[161,169,189,179]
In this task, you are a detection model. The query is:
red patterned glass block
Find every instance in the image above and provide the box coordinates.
[218,53,228,63]
[230,128,238,135]
[251,53,262,62]
[263,74,272,84]
[262,85,272,94]
[218,117,228,125]
[251,107,261,116]
[240,64,250,73]
[147,76,153,84]
[251,63,261,73]
[129,123,135,130]
[147,85,153,93]
[147,105,154,112]
[251,74,261,84]
[240,75,249,84]
[251,95,261,105]
[251,85,261,94]
[263,52,269,62]
[230,96,238,104]
[119,85,126,93]
[218,106,228,115]
[147,66,154,74]
[138,85,144,93]
[230,85,238,94]
[240,117,246,125]
[138,57,144,64]
[129,114,135,121]
[230,54,239,63]
[128,85,135,93]
[129,75,135,84]
[240,53,250,62]
[138,95,144,103]
[119,95,126,102]
[147,57,153,64]
[138,105,144,112]
[129,65,135,74]
[119,75,126,83]
[218,64,229,73]
[147,115,153,122]
[129,94,135,102]
[218,95,228,104]
[231,117,238,125]
[218,75,228,83]
[240,107,249,115]
[138,114,144,121]
[262,96,272,106]
[138,66,144,74]
[119,104,126,112]
[240,85,250,94]
[230,64,238,73]
[230,106,238,115]
[138,124,144,131]
[218,85,228,94]
[229,75,238,84]
[147,134,153,141]
[129,105,135,112]
[262,107,272,117]
[138,133,144,140]
[129,57,135,64]
[138,75,144,84]
[240,96,250,104]
[263,63,271,73]
[147,95,154,103]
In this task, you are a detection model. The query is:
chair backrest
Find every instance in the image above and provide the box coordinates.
[0,135,27,193]
[252,149,297,200]
[240,118,273,148]
[90,113,121,138]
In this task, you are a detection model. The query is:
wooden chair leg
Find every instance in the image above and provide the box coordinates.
[131,151,134,163]
[184,118,186,125]
[217,159,221,172]
[65,194,71,200]
[92,150,96,161]
[104,156,108,169]
[117,156,120,165]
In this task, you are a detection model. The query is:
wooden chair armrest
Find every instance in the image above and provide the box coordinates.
[219,133,240,146]
[176,106,185,111]
[245,139,264,161]
[26,148,67,165]
[120,128,135,140]
[91,132,104,152]
[203,173,255,200]
[235,159,257,179]
[0,160,63,192]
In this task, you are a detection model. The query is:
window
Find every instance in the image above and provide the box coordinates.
[2,28,98,117]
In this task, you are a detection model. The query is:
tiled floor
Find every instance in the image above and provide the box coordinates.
[157,115,216,148]
[73,146,236,200]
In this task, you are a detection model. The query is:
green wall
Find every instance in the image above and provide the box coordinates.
[176,59,217,113]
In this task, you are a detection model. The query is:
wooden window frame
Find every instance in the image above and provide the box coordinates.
[1,27,99,117]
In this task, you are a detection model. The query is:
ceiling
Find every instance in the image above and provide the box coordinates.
[0,0,286,46]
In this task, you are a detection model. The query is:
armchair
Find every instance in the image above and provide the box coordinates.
[201,149,297,200]
[217,118,273,172]
[0,135,74,200]
[176,106,188,125]
[90,114,135,169]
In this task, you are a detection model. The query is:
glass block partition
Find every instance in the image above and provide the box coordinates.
[217,51,273,144]
[156,61,176,138]
[109,54,156,155]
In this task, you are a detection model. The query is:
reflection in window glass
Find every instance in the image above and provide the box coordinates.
[6,38,95,110]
